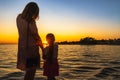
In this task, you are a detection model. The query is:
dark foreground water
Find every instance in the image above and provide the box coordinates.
[0,44,120,80]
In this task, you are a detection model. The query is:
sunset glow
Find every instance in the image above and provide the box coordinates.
[0,0,120,43]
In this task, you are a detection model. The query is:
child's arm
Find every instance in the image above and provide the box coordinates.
[42,47,49,60]
[54,43,58,58]
[29,22,44,57]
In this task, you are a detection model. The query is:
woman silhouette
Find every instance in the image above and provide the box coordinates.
[16,2,44,80]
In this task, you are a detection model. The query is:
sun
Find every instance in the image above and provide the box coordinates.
[43,40,47,44]
[43,40,48,47]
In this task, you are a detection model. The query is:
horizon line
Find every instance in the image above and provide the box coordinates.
[0,37,120,44]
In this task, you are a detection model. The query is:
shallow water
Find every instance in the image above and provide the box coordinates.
[0,44,120,80]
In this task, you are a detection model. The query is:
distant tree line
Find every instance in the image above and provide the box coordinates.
[57,37,120,45]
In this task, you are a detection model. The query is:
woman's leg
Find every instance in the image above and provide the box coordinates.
[24,67,36,80]
[47,76,56,80]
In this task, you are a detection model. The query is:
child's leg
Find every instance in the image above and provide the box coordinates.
[47,76,56,80]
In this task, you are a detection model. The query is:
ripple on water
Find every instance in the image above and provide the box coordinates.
[79,66,101,70]
[0,72,24,80]
[95,67,119,78]
[109,61,120,65]
[0,45,120,80]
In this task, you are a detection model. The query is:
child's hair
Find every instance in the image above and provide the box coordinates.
[46,33,55,64]
[46,33,55,44]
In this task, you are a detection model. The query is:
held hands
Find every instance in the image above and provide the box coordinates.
[42,49,47,60]
[36,40,46,60]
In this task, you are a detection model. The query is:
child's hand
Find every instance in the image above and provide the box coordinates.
[42,49,46,60]
[42,54,46,60]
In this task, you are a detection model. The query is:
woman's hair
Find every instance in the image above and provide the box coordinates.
[21,2,39,22]
[46,33,55,64]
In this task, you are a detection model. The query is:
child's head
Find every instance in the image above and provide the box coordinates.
[46,33,55,45]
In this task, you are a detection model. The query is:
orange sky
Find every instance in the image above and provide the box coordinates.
[0,0,120,43]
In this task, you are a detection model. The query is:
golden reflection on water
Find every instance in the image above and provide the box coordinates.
[0,45,120,80]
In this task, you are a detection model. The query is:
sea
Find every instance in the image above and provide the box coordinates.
[0,44,120,80]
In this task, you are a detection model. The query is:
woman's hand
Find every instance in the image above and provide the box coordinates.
[36,40,41,46]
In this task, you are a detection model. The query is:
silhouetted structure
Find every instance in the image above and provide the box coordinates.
[57,37,120,45]
[79,37,97,45]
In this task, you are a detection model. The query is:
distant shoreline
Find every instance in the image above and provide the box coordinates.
[57,37,120,45]
[0,37,120,45]
[0,43,120,45]
[1,43,120,46]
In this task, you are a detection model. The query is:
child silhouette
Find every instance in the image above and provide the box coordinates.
[43,33,59,80]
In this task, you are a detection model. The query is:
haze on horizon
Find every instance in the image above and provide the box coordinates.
[0,0,120,43]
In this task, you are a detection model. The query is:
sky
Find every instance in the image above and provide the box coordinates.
[0,0,120,43]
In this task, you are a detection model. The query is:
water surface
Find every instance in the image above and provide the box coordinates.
[0,44,120,80]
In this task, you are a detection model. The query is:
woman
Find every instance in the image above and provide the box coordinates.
[16,2,44,80]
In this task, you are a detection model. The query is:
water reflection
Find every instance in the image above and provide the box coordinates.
[0,45,120,80]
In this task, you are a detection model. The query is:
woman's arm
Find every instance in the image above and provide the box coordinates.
[29,22,44,54]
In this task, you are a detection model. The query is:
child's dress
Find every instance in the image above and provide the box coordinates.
[43,43,59,76]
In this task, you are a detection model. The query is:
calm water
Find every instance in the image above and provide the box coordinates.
[0,44,120,80]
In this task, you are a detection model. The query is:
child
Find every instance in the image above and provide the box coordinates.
[43,33,59,80]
